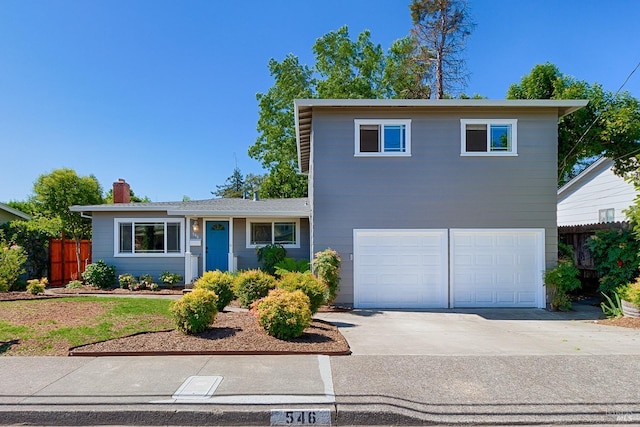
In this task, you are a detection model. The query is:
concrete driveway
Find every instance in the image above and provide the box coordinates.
[317,302,640,356]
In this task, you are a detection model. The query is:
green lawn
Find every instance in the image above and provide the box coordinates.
[0,297,174,355]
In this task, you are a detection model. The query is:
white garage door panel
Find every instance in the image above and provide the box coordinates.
[354,230,448,309]
[451,229,545,308]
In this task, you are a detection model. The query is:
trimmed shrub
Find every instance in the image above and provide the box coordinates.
[277,271,328,314]
[234,269,276,308]
[0,241,28,293]
[256,244,287,275]
[26,278,47,295]
[82,260,116,289]
[312,249,341,304]
[194,270,236,311]
[253,289,311,340]
[170,288,218,334]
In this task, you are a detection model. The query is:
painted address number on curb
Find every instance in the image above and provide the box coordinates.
[270,409,331,426]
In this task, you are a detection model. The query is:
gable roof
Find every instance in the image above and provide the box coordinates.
[557,157,613,199]
[295,98,589,174]
[0,203,31,221]
[70,197,311,218]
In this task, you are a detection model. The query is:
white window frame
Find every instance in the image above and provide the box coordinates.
[460,119,518,156]
[599,208,615,223]
[354,119,412,157]
[245,218,301,249]
[113,218,185,257]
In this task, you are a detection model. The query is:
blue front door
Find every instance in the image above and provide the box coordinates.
[206,221,229,271]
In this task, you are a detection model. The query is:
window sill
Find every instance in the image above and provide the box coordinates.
[354,153,412,157]
[460,153,518,157]
[114,253,185,258]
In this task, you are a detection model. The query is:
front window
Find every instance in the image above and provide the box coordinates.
[247,220,300,248]
[355,119,411,156]
[115,219,183,256]
[461,119,517,155]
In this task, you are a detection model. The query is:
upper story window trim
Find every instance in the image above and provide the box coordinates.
[354,119,412,157]
[460,119,518,156]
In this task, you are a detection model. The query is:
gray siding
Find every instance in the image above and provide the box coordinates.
[91,212,186,282]
[310,107,559,304]
[232,218,311,271]
[91,213,311,281]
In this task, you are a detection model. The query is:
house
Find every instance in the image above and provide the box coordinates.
[70,179,311,283]
[557,157,636,226]
[295,99,587,309]
[72,98,587,309]
[0,203,31,225]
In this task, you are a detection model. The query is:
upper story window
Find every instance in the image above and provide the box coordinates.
[599,208,615,223]
[246,219,300,248]
[461,119,518,156]
[114,218,184,257]
[355,119,411,156]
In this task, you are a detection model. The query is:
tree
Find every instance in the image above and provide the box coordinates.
[32,168,103,275]
[250,26,430,198]
[259,163,307,199]
[507,63,640,185]
[410,0,475,99]
[213,166,245,198]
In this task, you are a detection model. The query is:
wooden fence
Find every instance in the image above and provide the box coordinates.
[48,238,91,286]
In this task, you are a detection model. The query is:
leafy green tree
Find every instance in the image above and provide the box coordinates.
[250,26,431,198]
[410,0,475,99]
[1,216,62,279]
[314,26,386,99]
[507,63,640,185]
[32,168,103,274]
[6,200,37,216]
[383,37,432,99]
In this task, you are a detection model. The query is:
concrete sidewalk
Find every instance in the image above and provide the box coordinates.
[1,304,640,425]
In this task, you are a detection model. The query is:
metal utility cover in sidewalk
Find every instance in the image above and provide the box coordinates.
[172,376,223,399]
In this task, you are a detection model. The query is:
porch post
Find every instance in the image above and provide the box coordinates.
[184,217,192,284]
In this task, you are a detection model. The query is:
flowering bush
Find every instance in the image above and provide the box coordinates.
[312,249,341,304]
[194,270,236,311]
[277,271,328,314]
[170,288,218,334]
[26,277,47,295]
[253,289,311,340]
[234,269,276,308]
[118,273,136,289]
[159,271,182,288]
[0,240,28,292]
[587,229,640,295]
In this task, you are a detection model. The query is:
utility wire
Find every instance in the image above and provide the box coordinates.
[559,60,640,179]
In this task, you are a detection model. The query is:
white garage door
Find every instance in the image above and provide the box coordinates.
[353,230,448,309]
[450,229,545,308]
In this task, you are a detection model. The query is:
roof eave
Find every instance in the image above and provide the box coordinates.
[168,209,310,218]
[69,205,176,213]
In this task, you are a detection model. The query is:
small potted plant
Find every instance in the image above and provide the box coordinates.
[159,271,182,289]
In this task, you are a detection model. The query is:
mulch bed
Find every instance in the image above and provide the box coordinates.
[1,289,351,356]
[70,311,350,356]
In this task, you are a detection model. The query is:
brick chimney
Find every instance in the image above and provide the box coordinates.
[113,179,131,203]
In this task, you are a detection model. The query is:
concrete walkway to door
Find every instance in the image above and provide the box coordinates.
[316,302,640,356]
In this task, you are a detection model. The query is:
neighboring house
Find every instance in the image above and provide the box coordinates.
[295,99,587,309]
[0,202,31,225]
[557,157,636,226]
[70,179,311,283]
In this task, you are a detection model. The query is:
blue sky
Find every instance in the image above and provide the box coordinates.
[1,0,639,203]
